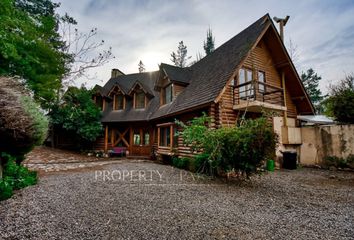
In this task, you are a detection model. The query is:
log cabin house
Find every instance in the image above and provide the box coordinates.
[93,14,314,160]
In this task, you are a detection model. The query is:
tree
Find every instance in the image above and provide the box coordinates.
[288,38,299,65]
[0,0,69,108]
[138,60,145,73]
[50,87,102,146]
[0,0,113,108]
[170,41,191,68]
[301,68,324,113]
[0,77,49,161]
[203,28,215,56]
[59,18,114,85]
[323,74,354,123]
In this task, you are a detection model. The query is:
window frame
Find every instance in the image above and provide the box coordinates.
[143,131,150,146]
[134,90,146,109]
[157,123,176,149]
[258,71,266,93]
[113,93,125,110]
[239,68,254,98]
[163,84,173,105]
[133,129,141,145]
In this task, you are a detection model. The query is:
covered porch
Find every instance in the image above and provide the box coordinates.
[103,123,154,158]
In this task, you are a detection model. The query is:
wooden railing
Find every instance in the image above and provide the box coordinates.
[233,80,284,106]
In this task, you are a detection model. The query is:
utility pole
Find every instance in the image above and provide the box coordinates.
[273,16,290,127]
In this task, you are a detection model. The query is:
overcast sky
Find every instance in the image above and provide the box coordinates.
[57,0,354,93]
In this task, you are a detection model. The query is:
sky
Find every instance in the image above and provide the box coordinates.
[57,0,354,93]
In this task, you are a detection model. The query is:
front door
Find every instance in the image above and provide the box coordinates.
[131,128,152,156]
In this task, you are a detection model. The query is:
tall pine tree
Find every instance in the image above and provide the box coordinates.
[138,60,145,73]
[203,28,215,55]
[171,41,191,68]
[301,68,324,113]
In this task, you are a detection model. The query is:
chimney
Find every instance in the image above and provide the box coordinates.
[273,16,290,42]
[111,68,124,78]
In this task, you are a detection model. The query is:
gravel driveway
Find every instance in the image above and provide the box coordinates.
[0,162,353,240]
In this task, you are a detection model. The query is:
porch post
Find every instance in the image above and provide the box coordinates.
[170,125,173,151]
[104,125,108,152]
[282,72,288,127]
[111,128,115,148]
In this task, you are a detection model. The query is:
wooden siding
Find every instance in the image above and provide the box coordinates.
[242,40,297,117]
[173,84,185,98]
[152,109,207,159]
[218,83,238,127]
[216,39,298,128]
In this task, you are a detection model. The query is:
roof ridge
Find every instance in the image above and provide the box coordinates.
[110,70,159,80]
[190,13,270,69]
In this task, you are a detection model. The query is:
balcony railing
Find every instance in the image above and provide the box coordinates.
[233,80,285,109]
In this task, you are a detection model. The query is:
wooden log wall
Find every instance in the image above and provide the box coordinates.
[94,137,105,151]
[218,83,238,127]
[241,40,297,118]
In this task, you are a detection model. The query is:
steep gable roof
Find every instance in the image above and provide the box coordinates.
[101,71,160,122]
[127,80,154,97]
[100,13,314,123]
[264,19,315,114]
[102,72,157,96]
[151,14,270,119]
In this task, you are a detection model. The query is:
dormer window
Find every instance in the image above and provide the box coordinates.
[161,84,173,105]
[113,94,125,110]
[134,90,146,109]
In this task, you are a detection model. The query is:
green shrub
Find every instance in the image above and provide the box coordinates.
[0,78,49,162]
[193,153,216,175]
[324,155,354,169]
[50,87,102,146]
[177,114,278,178]
[0,177,13,201]
[172,157,190,169]
[20,95,49,146]
[323,74,354,123]
[3,155,38,193]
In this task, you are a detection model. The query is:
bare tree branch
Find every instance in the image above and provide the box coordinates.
[288,38,299,65]
[59,18,114,86]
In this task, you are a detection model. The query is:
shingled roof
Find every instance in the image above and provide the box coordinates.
[150,14,269,119]
[100,14,271,122]
[101,71,160,122]
[160,63,192,85]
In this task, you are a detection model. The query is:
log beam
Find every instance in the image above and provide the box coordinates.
[104,125,108,152]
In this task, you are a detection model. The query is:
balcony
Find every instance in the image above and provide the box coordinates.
[233,80,287,112]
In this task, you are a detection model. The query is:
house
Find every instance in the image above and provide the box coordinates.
[93,14,314,160]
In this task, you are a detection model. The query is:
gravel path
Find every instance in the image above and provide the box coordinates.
[0,162,353,240]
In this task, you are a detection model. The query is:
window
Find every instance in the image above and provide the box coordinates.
[166,127,171,146]
[159,128,165,146]
[258,71,265,93]
[135,91,145,109]
[143,132,150,145]
[239,68,254,98]
[159,126,171,147]
[164,84,173,104]
[173,128,178,147]
[114,94,124,110]
[133,129,141,145]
